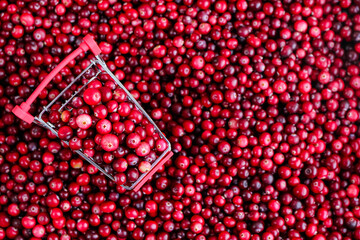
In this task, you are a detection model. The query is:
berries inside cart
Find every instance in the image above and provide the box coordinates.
[13,35,173,192]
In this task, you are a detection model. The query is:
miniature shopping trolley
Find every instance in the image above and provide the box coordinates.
[12,35,173,191]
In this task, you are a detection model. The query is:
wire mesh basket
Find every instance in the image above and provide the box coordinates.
[12,35,173,191]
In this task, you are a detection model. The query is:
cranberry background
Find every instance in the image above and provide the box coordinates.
[1,0,360,239]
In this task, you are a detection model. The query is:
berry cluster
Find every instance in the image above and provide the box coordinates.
[45,70,169,187]
[0,0,360,239]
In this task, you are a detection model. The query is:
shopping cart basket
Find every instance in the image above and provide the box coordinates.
[12,35,173,191]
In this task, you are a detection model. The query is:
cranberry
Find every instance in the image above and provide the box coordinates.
[76,219,89,232]
[294,20,308,33]
[126,133,141,149]
[83,88,102,105]
[21,215,36,229]
[57,126,73,140]
[75,114,92,129]
[139,161,152,173]
[96,119,112,134]
[191,56,205,70]
[347,184,359,198]
[101,134,119,152]
[32,225,46,238]
[20,13,34,26]
[135,142,151,157]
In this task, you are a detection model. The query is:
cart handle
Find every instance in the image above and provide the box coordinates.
[12,34,102,124]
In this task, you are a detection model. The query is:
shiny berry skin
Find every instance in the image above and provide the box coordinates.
[32,225,46,238]
[135,142,151,157]
[101,134,119,152]
[139,161,152,173]
[126,133,141,149]
[294,20,308,33]
[58,126,73,140]
[191,56,205,70]
[83,88,102,105]
[96,119,112,134]
[20,13,34,26]
[21,216,36,229]
[76,114,92,130]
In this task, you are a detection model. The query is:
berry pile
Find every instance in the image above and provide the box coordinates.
[44,68,169,187]
[1,0,360,240]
